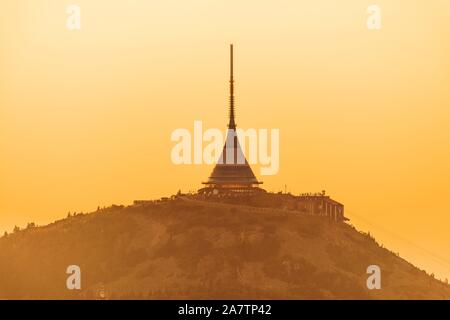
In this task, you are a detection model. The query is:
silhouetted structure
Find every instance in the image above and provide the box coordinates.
[294,193,345,222]
[199,45,265,195]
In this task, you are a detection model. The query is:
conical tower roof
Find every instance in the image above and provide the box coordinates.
[206,128,261,185]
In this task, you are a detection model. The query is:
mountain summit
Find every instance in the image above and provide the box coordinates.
[0,196,449,299]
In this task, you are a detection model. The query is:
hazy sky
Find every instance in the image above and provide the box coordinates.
[1,0,450,280]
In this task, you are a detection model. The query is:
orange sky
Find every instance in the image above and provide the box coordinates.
[1,0,450,280]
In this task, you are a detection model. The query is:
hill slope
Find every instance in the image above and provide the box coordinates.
[0,198,449,299]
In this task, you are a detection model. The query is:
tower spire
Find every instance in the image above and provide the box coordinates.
[228,44,236,129]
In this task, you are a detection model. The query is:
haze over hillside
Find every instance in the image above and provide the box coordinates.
[0,197,449,299]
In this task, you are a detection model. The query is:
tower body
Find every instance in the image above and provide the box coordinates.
[199,45,264,195]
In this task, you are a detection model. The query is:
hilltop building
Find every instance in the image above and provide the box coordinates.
[286,192,345,222]
[194,45,345,221]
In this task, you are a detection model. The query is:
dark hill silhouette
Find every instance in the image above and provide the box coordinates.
[0,197,449,299]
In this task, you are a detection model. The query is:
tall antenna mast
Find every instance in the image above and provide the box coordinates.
[228,44,236,129]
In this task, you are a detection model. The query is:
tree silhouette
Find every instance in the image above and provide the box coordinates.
[26,222,36,229]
